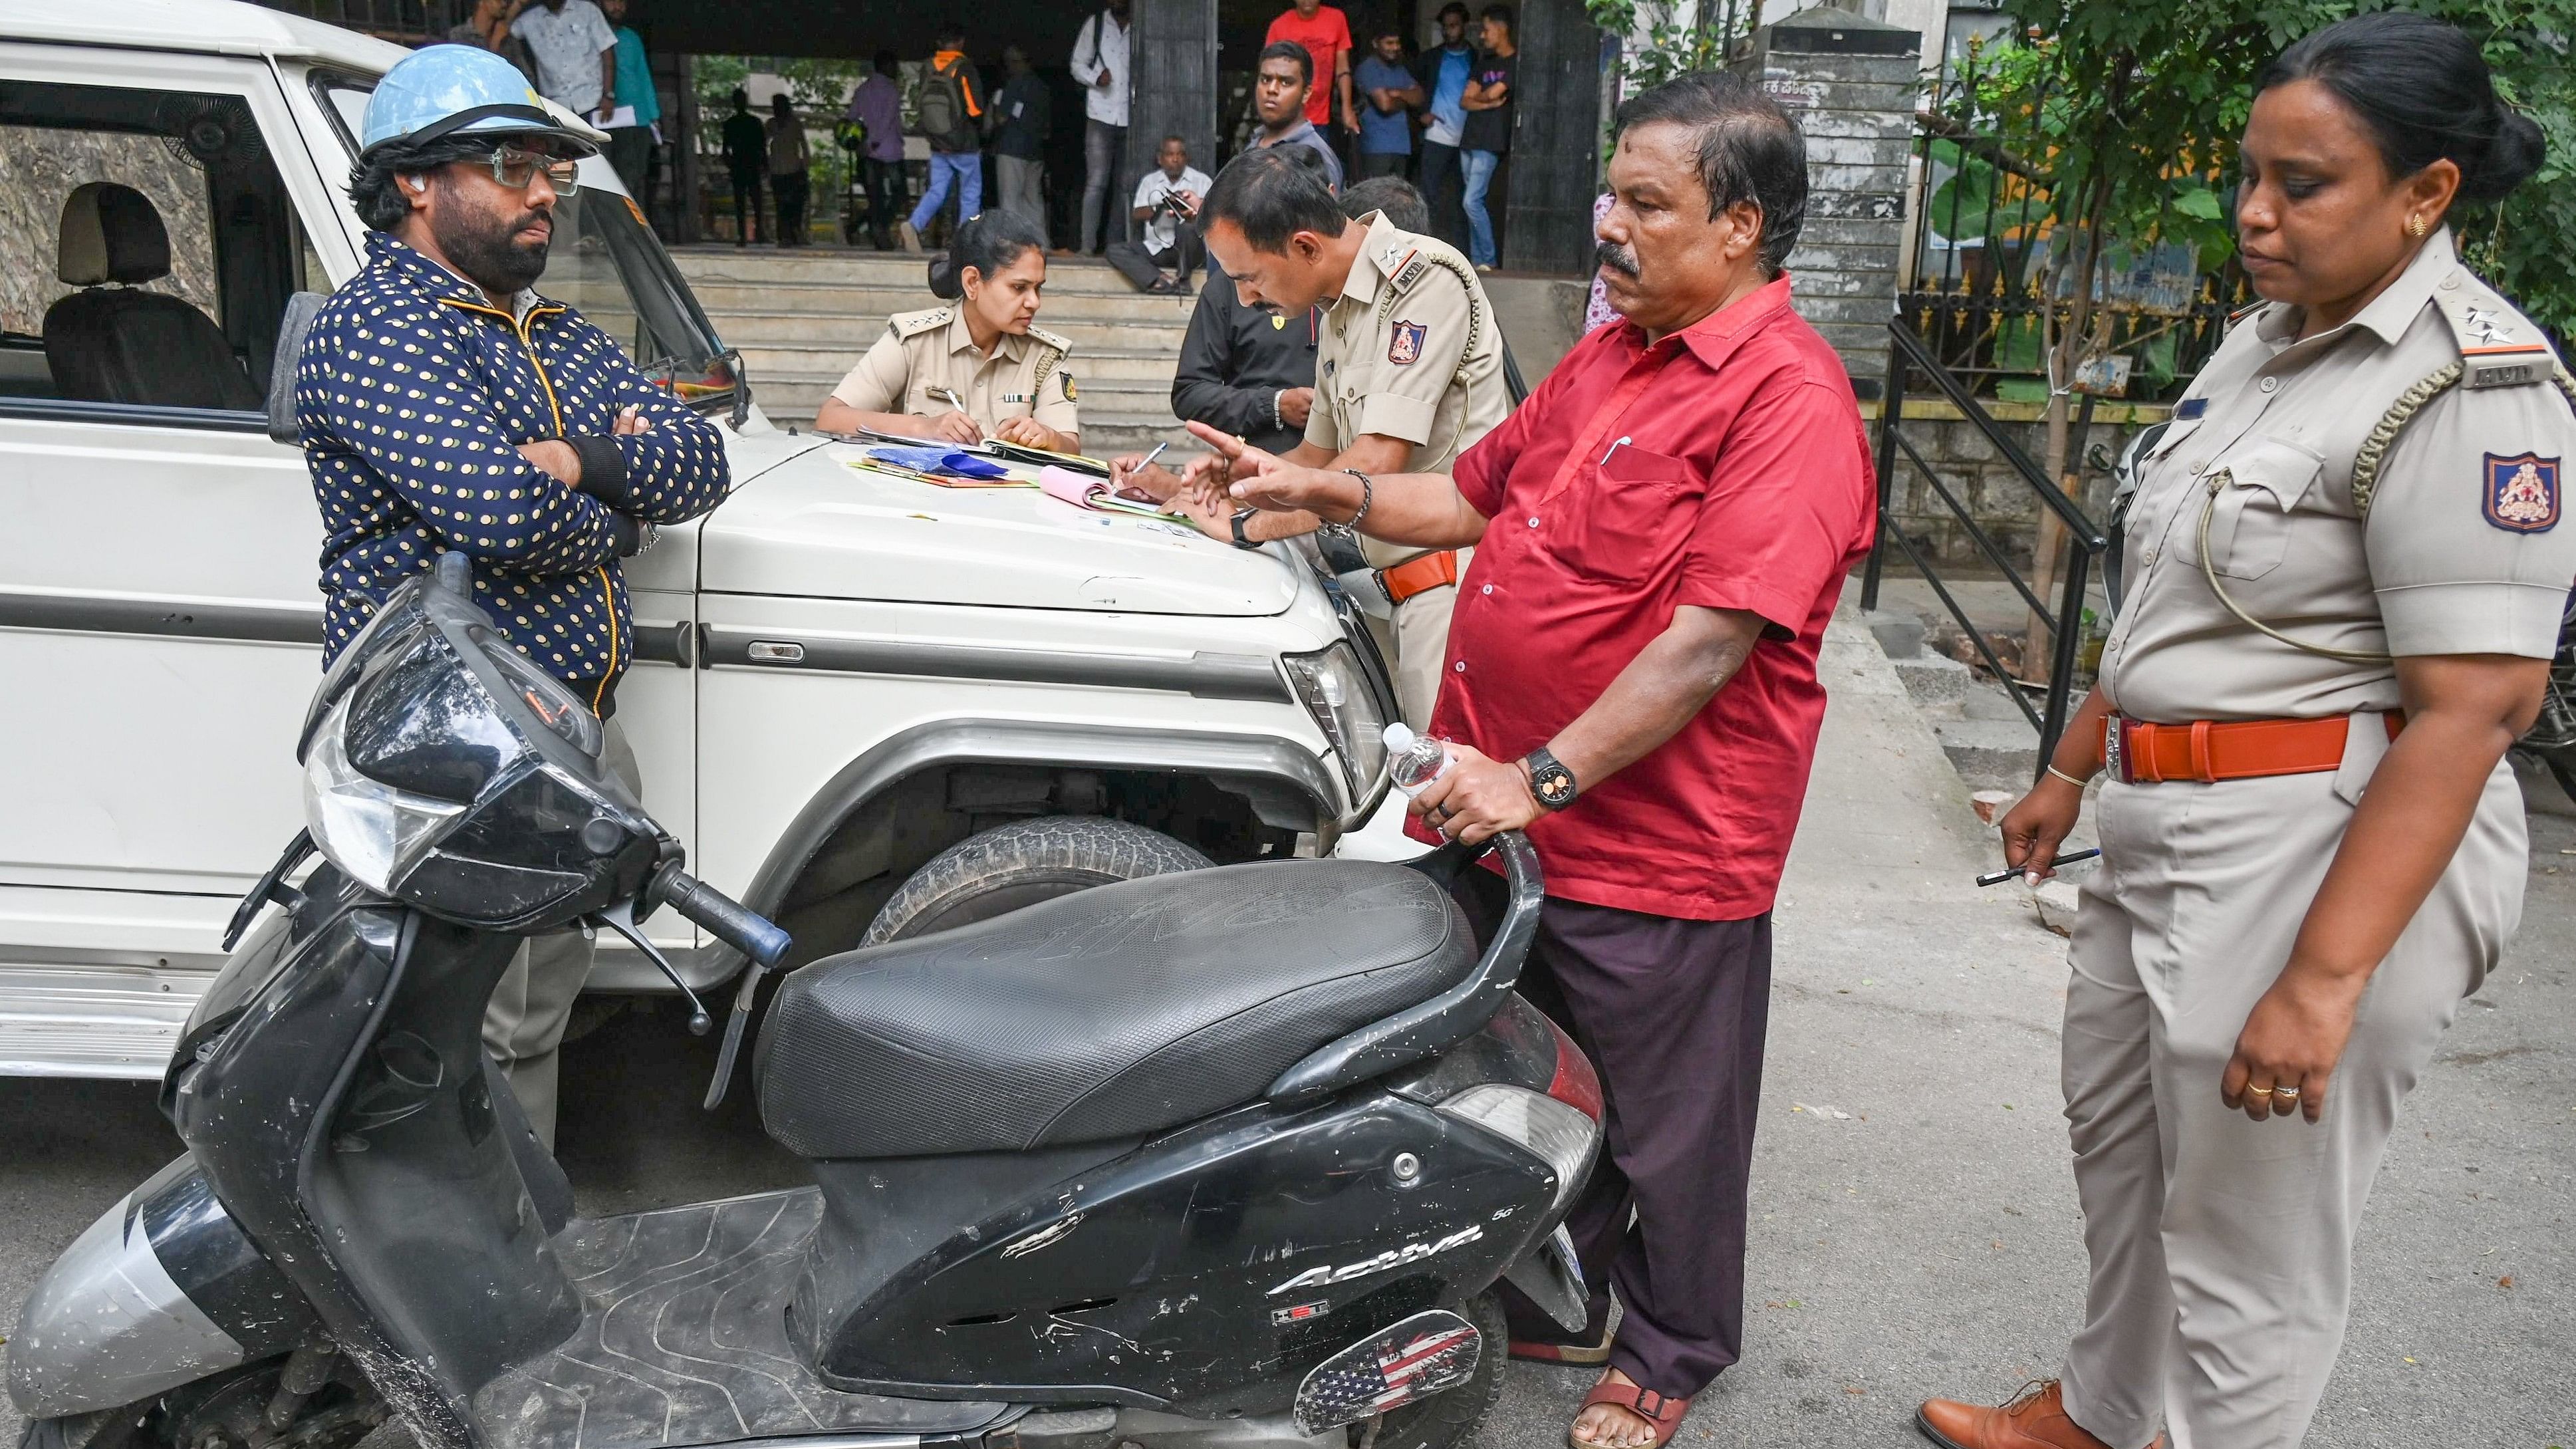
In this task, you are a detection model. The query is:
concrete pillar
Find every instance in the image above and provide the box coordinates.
[1733,4,1915,399]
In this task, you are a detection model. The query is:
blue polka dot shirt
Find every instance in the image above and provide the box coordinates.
[296,233,730,704]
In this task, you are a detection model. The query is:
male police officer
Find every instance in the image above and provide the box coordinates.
[1114,148,1505,727]
[296,46,730,1145]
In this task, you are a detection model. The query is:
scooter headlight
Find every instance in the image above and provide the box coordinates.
[1281,641,1390,802]
[1437,1084,1599,1212]
[301,690,471,893]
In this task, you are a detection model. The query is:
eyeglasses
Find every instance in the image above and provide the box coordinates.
[484,144,581,194]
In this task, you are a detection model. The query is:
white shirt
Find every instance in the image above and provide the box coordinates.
[513,0,616,116]
[1069,9,1131,128]
[1132,166,1212,253]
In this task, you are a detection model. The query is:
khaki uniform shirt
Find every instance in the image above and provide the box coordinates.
[829,307,1080,440]
[2101,229,2576,724]
[1305,213,1510,567]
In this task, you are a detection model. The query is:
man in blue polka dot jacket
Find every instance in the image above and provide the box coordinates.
[293,57,731,1144]
[297,120,729,718]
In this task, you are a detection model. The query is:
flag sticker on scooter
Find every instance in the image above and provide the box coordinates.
[1292,1309,1485,1434]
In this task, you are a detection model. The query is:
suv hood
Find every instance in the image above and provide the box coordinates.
[702,440,1300,616]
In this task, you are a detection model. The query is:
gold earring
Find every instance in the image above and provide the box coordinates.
[2406,215,2429,238]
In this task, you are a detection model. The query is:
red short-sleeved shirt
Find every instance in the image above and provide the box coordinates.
[1405,275,1876,920]
[1266,5,1352,126]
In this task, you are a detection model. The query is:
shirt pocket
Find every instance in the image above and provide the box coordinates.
[2198,436,2323,582]
[1553,445,1702,586]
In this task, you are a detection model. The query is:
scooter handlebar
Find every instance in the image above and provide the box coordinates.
[656,866,791,968]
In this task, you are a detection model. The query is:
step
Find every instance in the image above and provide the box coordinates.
[672,247,1158,295]
[735,342,1180,385]
[1888,650,1970,718]
[690,281,1206,323]
[716,310,1194,350]
[1933,716,2039,791]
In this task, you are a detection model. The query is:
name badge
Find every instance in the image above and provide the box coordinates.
[1001,393,1033,404]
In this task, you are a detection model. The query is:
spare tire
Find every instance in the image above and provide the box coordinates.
[861,816,1212,945]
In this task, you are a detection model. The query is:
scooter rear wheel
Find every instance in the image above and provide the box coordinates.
[1358,1291,1509,1449]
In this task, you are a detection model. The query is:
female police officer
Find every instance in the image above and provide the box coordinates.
[815,209,1081,452]
[1920,15,2568,1449]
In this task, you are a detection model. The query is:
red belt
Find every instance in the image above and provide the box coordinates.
[2102,713,2402,785]
[1380,550,1460,604]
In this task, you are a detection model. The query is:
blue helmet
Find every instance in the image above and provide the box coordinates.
[361,45,604,157]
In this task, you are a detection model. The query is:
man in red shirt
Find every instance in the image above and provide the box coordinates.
[1181,72,1872,1449]
[1265,0,1356,136]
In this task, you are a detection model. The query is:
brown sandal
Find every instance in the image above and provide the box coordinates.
[1568,1373,1690,1449]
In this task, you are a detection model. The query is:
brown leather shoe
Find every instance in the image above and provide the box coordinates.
[1914,1381,2140,1449]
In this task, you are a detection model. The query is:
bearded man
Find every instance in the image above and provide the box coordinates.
[295,45,729,1146]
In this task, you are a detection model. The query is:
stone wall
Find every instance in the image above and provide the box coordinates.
[1870,400,2172,571]
[2,128,219,337]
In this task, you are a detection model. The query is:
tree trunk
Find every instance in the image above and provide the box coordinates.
[2019,163,2112,685]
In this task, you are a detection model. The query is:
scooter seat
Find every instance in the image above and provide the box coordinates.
[754,859,1474,1159]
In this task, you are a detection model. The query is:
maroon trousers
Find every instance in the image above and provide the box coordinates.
[1452,868,1773,1400]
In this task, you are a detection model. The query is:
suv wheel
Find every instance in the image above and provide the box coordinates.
[860,817,1212,945]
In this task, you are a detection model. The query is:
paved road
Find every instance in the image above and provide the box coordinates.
[4,621,2568,1447]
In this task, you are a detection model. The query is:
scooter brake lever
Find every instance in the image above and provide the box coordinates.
[590,900,713,1035]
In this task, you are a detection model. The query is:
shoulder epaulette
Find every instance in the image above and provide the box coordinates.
[2432,267,2561,390]
[888,307,951,339]
[1026,323,1073,357]
[1378,229,1472,299]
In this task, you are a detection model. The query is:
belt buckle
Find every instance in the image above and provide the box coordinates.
[2103,718,2130,785]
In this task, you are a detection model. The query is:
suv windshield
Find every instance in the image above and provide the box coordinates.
[312,74,742,415]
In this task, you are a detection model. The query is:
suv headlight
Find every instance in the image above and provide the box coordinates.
[1281,641,1388,802]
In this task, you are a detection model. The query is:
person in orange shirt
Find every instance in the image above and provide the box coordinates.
[1265,0,1356,138]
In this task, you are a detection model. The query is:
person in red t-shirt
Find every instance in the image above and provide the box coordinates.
[1176,72,1871,1449]
[1265,0,1356,135]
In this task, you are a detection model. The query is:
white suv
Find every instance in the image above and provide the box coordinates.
[0,0,1403,1078]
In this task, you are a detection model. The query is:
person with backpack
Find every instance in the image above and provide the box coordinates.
[899,26,984,253]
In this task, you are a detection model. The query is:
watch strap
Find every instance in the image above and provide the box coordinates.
[1229,509,1261,549]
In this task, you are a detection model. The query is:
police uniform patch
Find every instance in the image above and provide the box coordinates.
[1063,372,1078,401]
[2484,452,2560,533]
[1388,321,1426,366]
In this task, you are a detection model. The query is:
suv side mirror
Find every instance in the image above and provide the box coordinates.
[266,291,327,446]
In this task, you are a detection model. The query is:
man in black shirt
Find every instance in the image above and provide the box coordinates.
[991,45,1053,246]
[1458,4,1514,269]
[718,87,766,245]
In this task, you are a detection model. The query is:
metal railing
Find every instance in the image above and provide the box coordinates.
[1858,319,2108,777]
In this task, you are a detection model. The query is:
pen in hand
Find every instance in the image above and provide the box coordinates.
[1976,849,2101,888]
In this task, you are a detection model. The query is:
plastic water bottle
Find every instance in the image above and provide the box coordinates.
[1383,722,1454,797]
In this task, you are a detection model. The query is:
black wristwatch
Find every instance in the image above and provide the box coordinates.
[1229,509,1261,550]
[1522,746,1578,812]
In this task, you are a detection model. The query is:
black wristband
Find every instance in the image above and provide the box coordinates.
[602,511,643,556]
[1229,509,1262,550]
[565,434,631,507]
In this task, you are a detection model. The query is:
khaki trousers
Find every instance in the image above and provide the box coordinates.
[1390,569,1464,732]
[2059,717,2524,1449]
[481,719,639,1149]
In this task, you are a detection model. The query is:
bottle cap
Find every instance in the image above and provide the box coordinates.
[1382,722,1416,751]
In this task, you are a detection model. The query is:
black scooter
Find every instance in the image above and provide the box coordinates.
[9,555,1600,1449]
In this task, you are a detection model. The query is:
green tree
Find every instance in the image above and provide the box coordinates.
[1959,0,2572,673]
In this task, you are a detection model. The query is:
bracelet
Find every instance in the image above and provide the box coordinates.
[2045,764,2092,789]
[1342,468,1374,528]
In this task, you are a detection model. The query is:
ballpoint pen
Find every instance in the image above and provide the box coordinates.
[1976,848,2101,887]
